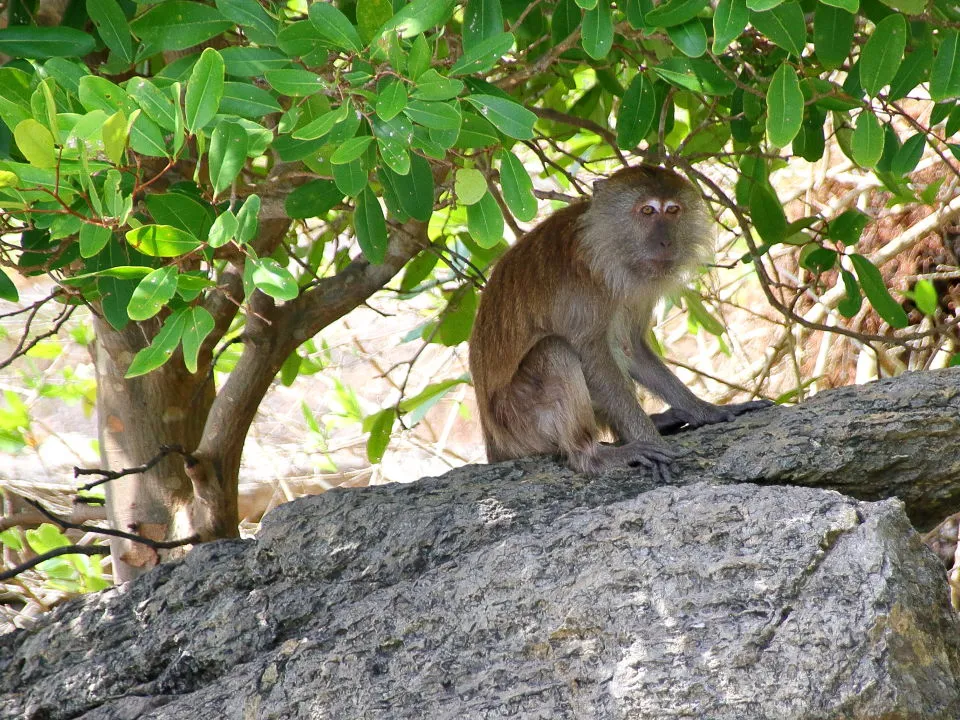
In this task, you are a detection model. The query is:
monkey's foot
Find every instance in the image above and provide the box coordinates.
[596,441,678,483]
[652,399,774,435]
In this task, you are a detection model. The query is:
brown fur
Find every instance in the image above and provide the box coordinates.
[469,165,766,475]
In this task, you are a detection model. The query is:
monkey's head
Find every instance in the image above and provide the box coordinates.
[580,165,714,293]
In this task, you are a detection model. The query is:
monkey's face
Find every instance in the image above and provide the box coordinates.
[587,168,713,281]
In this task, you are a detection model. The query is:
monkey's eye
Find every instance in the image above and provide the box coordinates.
[640,205,656,215]
[665,204,681,214]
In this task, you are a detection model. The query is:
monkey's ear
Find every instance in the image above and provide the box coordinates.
[593,179,608,195]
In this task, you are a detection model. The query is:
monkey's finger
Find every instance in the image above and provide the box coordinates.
[726,399,774,416]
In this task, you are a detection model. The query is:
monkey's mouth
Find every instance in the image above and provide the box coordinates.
[635,258,678,276]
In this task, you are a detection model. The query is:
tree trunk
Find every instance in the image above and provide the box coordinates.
[93,315,218,582]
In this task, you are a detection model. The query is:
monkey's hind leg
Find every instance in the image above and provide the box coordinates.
[486,336,604,473]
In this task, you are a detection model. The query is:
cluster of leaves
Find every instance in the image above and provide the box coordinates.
[0,0,958,462]
[0,523,109,594]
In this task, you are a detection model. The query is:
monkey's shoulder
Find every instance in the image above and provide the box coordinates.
[491,201,591,273]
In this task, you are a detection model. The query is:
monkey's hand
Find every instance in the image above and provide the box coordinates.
[597,441,678,483]
[651,399,773,435]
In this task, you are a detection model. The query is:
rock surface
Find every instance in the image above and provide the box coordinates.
[2,466,959,719]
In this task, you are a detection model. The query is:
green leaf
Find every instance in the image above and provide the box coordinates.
[799,245,838,273]
[403,99,462,130]
[713,0,748,52]
[891,133,925,175]
[435,286,478,345]
[14,119,56,169]
[455,168,488,205]
[456,112,499,149]
[376,78,408,120]
[814,5,855,72]
[209,121,249,196]
[386,154,434,221]
[236,194,260,244]
[102,110,127,165]
[913,279,938,316]
[129,1,231,53]
[330,135,375,164]
[450,31,515,76]
[285,179,344,219]
[411,70,464,101]
[292,102,350,139]
[576,0,598,8]
[464,94,535,139]
[617,73,657,149]
[365,407,396,463]
[129,114,170,158]
[125,310,187,378]
[851,111,884,168]
[553,0,582,42]
[849,253,909,328]
[667,19,707,58]
[221,82,282,118]
[0,26,96,58]
[827,209,868,245]
[128,77,177,131]
[464,0,504,51]
[333,158,369,196]
[221,47,291,76]
[181,306,215,374]
[0,268,18,302]
[0,68,33,131]
[746,0,783,10]
[837,268,862,317]
[876,0,923,12]
[931,29,960,102]
[215,0,277,45]
[582,2,613,59]
[750,3,806,57]
[859,14,906,97]
[128,266,178,321]
[358,0,394,43]
[93,237,140,331]
[749,184,788,243]
[126,225,202,257]
[374,114,414,175]
[645,0,708,27]
[353,187,389,264]
[653,57,736,95]
[185,48,225,134]
[398,376,468,423]
[251,257,298,300]
[682,290,725,336]
[888,45,933,101]
[207,210,238,248]
[497,149,537,222]
[820,0,857,10]
[308,2,363,52]
[264,68,325,97]
[407,34,432,79]
[466,191,504,247]
[146,192,214,239]
[87,0,134,66]
[378,0,457,38]
[79,224,112,258]
[766,64,803,147]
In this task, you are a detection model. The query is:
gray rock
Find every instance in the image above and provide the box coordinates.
[2,471,958,719]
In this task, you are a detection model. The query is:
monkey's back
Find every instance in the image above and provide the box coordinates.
[469,201,594,401]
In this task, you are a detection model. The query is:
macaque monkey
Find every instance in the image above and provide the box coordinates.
[468,165,769,478]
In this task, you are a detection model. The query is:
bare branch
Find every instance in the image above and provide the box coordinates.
[75,445,198,491]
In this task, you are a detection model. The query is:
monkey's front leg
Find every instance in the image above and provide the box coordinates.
[579,341,678,481]
[630,340,771,434]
